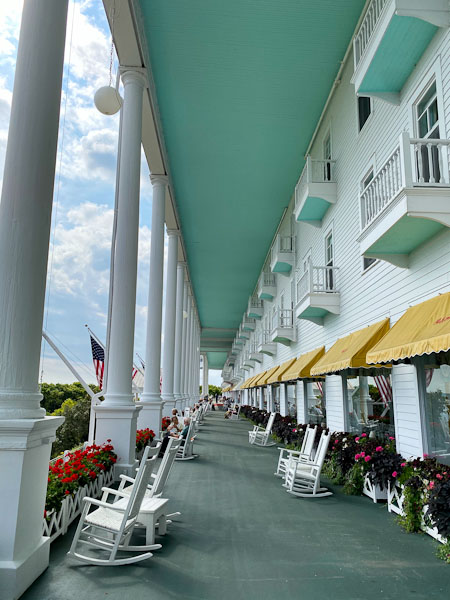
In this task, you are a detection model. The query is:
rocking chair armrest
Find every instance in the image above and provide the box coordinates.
[82,497,126,511]
[101,486,129,499]
[119,474,136,484]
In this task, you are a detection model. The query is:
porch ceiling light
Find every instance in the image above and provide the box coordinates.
[94,85,122,115]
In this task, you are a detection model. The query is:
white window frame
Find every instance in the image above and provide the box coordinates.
[359,157,379,273]
[407,56,446,140]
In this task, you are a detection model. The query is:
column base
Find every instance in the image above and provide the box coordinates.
[136,402,163,438]
[94,404,141,477]
[0,416,64,600]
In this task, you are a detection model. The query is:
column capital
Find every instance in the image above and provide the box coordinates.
[150,173,168,187]
[177,261,187,269]
[166,228,181,238]
[120,68,147,88]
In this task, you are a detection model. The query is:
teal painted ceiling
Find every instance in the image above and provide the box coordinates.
[139,1,365,364]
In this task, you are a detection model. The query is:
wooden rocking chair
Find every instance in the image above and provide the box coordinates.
[67,445,161,565]
[274,425,317,478]
[248,411,277,446]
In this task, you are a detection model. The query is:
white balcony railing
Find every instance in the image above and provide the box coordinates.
[353,0,388,68]
[296,266,339,306]
[272,309,294,332]
[360,133,450,231]
[248,296,263,310]
[260,272,276,287]
[295,156,337,212]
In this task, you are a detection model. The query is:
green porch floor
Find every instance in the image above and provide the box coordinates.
[23,412,450,600]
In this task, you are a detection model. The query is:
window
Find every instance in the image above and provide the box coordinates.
[323,131,332,181]
[415,80,441,183]
[422,362,450,465]
[345,375,395,437]
[358,96,372,131]
[325,231,334,290]
[307,382,326,425]
[287,384,297,417]
[361,169,377,271]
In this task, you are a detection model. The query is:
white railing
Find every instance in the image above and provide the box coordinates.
[360,132,450,230]
[243,317,256,329]
[248,295,263,309]
[295,266,339,305]
[295,156,337,211]
[272,309,294,331]
[259,271,276,290]
[259,329,272,345]
[354,0,388,67]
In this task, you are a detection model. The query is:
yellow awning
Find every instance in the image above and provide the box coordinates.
[241,376,252,389]
[248,375,260,388]
[245,375,258,389]
[310,318,390,376]
[267,358,297,384]
[259,366,280,385]
[281,346,326,381]
[251,371,267,387]
[367,292,450,364]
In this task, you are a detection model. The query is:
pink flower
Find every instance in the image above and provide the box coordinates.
[355,454,361,461]
[375,446,383,452]
[429,481,435,490]
[423,453,429,458]
[389,436,395,441]
[392,471,398,477]
[355,437,360,442]
[360,452,365,457]
[364,455,371,462]
[361,433,367,438]
[292,429,297,433]
[334,439,338,445]
[401,462,406,467]
[436,474,443,480]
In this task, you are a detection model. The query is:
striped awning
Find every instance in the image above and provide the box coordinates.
[310,319,390,376]
[281,346,326,381]
[267,358,297,384]
[367,292,450,364]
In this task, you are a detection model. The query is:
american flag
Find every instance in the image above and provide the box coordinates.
[316,381,323,396]
[374,374,392,407]
[426,368,434,387]
[132,367,138,380]
[90,335,105,389]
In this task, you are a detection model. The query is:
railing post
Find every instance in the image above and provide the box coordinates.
[399,132,413,187]
[309,266,314,294]
[306,155,312,183]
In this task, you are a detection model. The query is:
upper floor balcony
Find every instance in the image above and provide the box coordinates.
[270,309,296,346]
[352,0,449,103]
[294,156,337,226]
[295,266,340,325]
[358,132,450,267]
[257,329,277,356]
[243,352,254,370]
[222,367,233,382]
[242,316,256,332]
[230,343,239,356]
[247,295,264,319]
[249,339,263,363]
[257,272,277,301]
[270,234,296,274]
[238,324,250,340]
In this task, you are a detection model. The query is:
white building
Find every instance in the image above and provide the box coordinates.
[1,1,450,598]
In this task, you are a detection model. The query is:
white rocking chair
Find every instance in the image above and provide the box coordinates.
[248,411,277,446]
[176,419,198,461]
[67,445,161,565]
[283,430,332,498]
[230,404,241,420]
[274,425,317,478]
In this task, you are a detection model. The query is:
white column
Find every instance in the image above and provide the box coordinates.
[179,280,189,410]
[137,174,167,433]
[296,381,307,424]
[392,362,425,458]
[161,230,179,416]
[184,294,193,407]
[0,1,68,596]
[325,375,347,432]
[202,353,209,398]
[94,69,146,474]
[279,383,288,416]
[173,263,185,410]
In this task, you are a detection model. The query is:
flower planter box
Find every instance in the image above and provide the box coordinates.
[43,467,114,542]
[387,482,447,545]
[387,482,405,516]
[363,474,388,503]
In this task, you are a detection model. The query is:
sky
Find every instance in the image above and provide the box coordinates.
[0,0,221,387]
